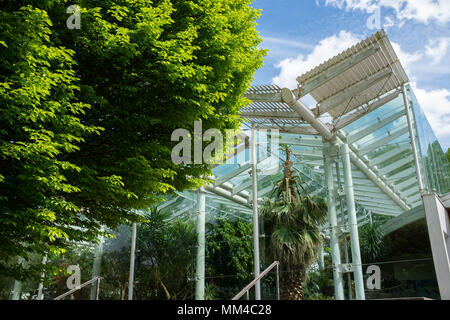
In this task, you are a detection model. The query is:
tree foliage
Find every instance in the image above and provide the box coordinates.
[133,209,197,300]
[359,222,387,264]
[206,217,253,299]
[0,4,100,279]
[0,0,265,280]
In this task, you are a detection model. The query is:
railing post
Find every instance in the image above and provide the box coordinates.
[53,277,102,300]
[232,261,279,300]
[96,278,101,300]
[128,222,137,300]
[90,236,103,300]
[37,254,47,300]
[276,263,280,300]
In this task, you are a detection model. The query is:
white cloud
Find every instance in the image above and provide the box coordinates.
[272,31,360,88]
[271,31,450,147]
[323,0,450,25]
[390,42,422,75]
[425,37,450,64]
[383,15,395,30]
[262,37,314,50]
[412,84,450,143]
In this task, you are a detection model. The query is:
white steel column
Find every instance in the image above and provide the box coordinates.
[323,142,345,300]
[251,124,261,300]
[12,280,21,300]
[195,188,206,300]
[318,245,325,271]
[340,143,365,300]
[37,254,47,300]
[128,222,137,300]
[402,84,425,193]
[90,237,103,300]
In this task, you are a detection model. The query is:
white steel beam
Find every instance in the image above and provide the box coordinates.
[232,174,277,195]
[257,125,319,136]
[370,210,401,217]
[357,126,409,155]
[385,167,416,182]
[378,157,414,175]
[214,164,251,186]
[354,191,390,200]
[281,88,410,211]
[204,186,251,208]
[368,144,410,166]
[241,111,301,120]
[297,45,380,97]
[344,144,410,210]
[355,199,399,211]
[347,110,405,144]
[245,92,282,103]
[292,150,324,160]
[352,184,384,193]
[281,88,334,141]
[279,138,323,148]
[396,176,418,191]
[315,68,392,116]
[334,90,401,130]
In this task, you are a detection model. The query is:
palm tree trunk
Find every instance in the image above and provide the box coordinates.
[282,273,304,300]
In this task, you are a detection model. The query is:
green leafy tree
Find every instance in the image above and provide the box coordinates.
[303,266,335,300]
[0,0,265,280]
[261,148,327,300]
[0,5,101,280]
[359,222,387,264]
[206,217,254,299]
[133,208,197,300]
[446,148,449,163]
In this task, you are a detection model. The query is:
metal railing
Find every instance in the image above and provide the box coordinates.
[54,276,102,300]
[232,261,280,300]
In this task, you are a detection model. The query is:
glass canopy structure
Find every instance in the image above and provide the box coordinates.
[4,31,449,301]
[156,30,450,300]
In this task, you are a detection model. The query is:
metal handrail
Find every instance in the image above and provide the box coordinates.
[54,276,102,300]
[232,261,280,300]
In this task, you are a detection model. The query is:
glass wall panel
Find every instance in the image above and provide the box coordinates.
[408,85,450,194]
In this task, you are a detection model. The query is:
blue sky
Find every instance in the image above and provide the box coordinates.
[250,0,450,151]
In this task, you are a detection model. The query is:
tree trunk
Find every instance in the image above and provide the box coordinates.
[281,148,296,202]
[282,273,304,300]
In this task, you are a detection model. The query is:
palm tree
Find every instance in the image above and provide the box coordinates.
[261,147,327,300]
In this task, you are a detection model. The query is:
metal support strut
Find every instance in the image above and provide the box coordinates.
[128,222,137,300]
[195,188,206,300]
[402,84,425,193]
[323,142,345,300]
[251,124,261,300]
[340,143,365,300]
